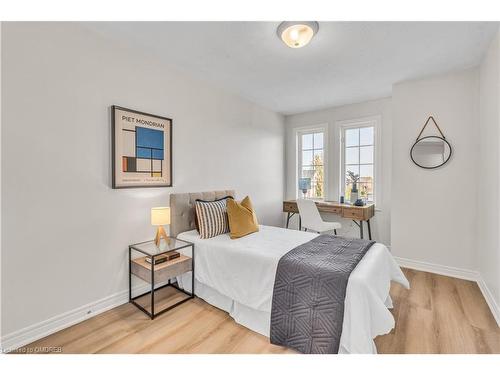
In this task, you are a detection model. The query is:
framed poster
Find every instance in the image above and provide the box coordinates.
[112,106,172,188]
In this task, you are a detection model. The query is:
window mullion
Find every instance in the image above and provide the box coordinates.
[358,128,361,177]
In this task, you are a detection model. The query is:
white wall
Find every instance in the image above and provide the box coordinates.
[285,98,392,245]
[391,69,479,271]
[478,31,500,312]
[1,23,284,337]
[0,21,3,344]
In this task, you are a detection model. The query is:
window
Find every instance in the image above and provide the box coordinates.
[342,123,375,202]
[298,130,325,199]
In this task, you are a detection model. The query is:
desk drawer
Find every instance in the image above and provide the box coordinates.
[342,207,364,220]
[318,205,342,214]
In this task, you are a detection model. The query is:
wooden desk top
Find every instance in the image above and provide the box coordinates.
[284,199,374,209]
[283,199,375,221]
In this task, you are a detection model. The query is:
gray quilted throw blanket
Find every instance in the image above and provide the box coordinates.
[270,235,374,354]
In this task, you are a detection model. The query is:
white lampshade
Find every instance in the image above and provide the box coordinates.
[151,207,170,226]
[277,22,319,48]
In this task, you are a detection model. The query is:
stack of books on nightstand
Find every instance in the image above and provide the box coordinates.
[145,251,180,265]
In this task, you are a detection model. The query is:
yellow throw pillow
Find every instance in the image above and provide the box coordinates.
[227,196,259,239]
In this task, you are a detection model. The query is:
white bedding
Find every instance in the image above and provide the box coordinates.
[177,225,409,354]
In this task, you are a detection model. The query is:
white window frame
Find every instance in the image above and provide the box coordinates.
[295,125,328,200]
[338,116,381,204]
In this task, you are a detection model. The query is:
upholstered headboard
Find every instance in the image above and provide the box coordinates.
[169,190,235,237]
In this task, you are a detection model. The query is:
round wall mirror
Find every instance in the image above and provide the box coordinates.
[410,136,452,169]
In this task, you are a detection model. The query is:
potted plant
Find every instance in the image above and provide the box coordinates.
[346,171,360,204]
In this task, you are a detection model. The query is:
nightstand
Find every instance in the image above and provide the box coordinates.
[128,238,194,319]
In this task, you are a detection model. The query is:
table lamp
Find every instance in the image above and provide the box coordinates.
[151,207,171,247]
[298,178,311,198]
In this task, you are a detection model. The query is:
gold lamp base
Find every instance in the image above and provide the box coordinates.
[154,226,170,247]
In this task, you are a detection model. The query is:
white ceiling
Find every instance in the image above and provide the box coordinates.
[85,22,498,115]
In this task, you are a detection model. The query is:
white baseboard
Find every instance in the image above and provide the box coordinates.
[476,275,500,327]
[394,256,479,281]
[395,256,500,327]
[0,284,152,352]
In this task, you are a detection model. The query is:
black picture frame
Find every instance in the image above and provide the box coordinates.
[112,105,173,189]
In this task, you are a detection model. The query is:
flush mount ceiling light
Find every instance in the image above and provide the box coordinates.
[277,21,319,48]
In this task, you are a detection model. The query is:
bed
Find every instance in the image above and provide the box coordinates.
[171,190,409,354]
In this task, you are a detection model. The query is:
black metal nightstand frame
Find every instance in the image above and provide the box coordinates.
[128,239,195,319]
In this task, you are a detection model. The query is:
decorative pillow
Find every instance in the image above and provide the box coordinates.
[195,196,232,239]
[226,196,259,239]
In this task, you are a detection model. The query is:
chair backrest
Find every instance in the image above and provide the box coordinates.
[296,199,323,230]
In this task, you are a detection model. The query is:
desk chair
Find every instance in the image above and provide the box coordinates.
[296,198,341,235]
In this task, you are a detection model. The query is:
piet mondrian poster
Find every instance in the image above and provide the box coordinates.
[112,106,172,188]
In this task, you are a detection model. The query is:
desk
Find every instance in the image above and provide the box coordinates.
[283,200,375,240]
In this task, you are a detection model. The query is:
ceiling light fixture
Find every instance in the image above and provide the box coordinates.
[277,21,319,49]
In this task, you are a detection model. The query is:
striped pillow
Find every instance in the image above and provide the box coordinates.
[195,196,232,239]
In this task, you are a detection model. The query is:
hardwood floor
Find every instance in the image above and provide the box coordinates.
[375,269,500,353]
[19,268,500,354]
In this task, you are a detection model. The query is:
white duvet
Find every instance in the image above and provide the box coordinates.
[178,225,409,354]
